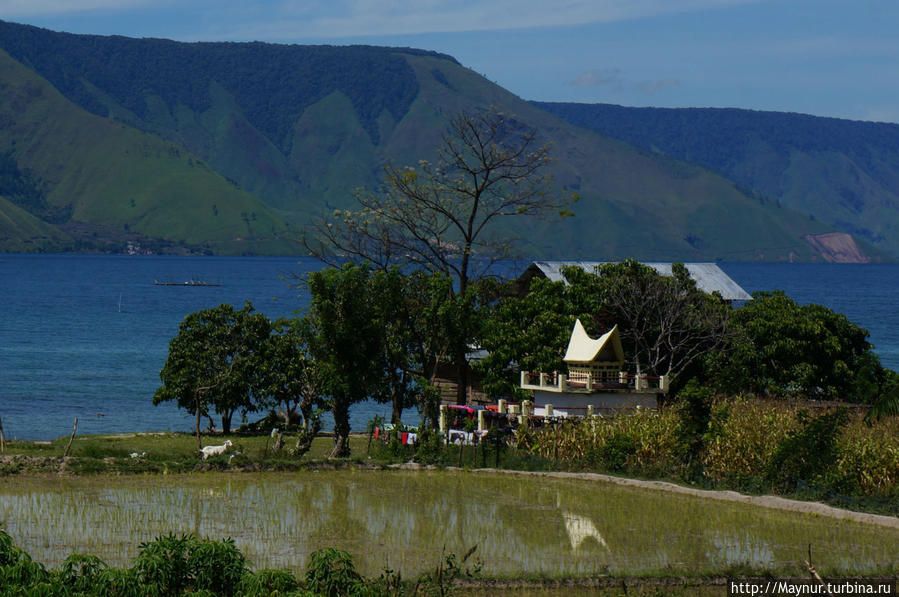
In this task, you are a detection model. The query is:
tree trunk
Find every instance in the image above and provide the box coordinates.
[329,398,351,458]
[195,396,202,454]
[455,352,469,405]
[391,392,403,425]
[221,410,233,435]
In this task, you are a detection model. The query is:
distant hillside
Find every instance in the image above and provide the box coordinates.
[0,20,878,261]
[533,102,899,258]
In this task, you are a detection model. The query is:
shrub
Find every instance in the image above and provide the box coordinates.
[594,432,637,472]
[766,408,849,493]
[134,533,246,596]
[59,553,108,593]
[305,547,365,597]
[237,568,303,596]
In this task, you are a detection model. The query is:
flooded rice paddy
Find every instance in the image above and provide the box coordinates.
[0,469,897,578]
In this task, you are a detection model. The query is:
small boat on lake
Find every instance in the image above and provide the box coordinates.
[153,278,222,287]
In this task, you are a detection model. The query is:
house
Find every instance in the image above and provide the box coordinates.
[516,261,752,303]
[519,319,665,414]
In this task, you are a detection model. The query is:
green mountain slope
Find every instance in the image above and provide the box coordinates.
[0,195,73,252]
[0,20,872,260]
[0,46,297,254]
[533,102,899,258]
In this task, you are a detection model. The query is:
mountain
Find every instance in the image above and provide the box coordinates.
[0,20,881,261]
[533,102,899,259]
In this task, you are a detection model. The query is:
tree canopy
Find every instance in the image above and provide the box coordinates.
[153,302,271,447]
[708,290,888,402]
[477,261,732,397]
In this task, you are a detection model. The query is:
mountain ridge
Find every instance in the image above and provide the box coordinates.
[533,101,899,258]
[0,20,889,261]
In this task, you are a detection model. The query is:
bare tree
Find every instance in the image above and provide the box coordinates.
[308,107,572,293]
[577,261,733,380]
[306,107,574,403]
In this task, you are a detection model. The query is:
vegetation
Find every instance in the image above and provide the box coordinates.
[153,302,272,444]
[308,107,574,405]
[0,20,844,259]
[508,398,899,511]
[305,264,388,458]
[534,100,899,258]
[0,526,480,596]
[705,290,893,402]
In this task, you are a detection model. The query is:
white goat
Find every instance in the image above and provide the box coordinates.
[200,439,233,459]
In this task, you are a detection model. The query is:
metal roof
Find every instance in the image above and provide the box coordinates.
[520,261,752,302]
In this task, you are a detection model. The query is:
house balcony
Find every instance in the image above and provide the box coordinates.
[520,370,669,394]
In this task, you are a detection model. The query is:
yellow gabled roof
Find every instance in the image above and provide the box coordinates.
[563,319,624,365]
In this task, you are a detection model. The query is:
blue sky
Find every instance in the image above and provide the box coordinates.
[2,0,897,123]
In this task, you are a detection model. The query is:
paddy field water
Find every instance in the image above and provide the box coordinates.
[1,469,897,579]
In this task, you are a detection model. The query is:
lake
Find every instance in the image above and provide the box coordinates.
[1,255,897,440]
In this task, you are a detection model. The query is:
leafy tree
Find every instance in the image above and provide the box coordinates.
[712,290,884,401]
[305,264,385,457]
[478,260,731,397]
[477,276,584,399]
[307,107,573,404]
[153,302,271,450]
[366,267,420,425]
[262,316,325,430]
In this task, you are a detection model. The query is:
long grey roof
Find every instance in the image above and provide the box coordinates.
[520,261,752,302]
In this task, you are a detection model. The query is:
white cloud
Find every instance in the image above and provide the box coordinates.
[151,0,764,41]
[569,68,679,95]
[0,0,156,17]
[0,0,770,42]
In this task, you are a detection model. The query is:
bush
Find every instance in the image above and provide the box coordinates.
[766,408,849,493]
[134,533,247,596]
[236,568,302,596]
[305,548,365,597]
[594,432,637,472]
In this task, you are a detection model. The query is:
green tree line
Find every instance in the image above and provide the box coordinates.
[154,259,897,461]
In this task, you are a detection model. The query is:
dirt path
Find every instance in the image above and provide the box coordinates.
[471,467,899,529]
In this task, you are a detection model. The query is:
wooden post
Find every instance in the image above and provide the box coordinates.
[0,417,5,454]
[63,418,78,457]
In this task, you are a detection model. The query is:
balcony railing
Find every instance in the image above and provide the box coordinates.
[520,370,669,393]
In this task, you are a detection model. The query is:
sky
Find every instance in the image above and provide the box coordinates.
[2,0,898,123]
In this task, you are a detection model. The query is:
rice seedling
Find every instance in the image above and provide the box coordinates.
[0,469,896,580]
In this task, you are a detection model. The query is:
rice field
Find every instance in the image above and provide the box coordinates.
[0,469,897,579]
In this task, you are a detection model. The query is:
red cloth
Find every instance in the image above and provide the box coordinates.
[401,432,409,445]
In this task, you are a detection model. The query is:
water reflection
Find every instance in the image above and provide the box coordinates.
[0,470,896,578]
[562,511,609,551]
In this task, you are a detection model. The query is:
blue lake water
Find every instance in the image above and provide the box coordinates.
[1,255,897,440]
